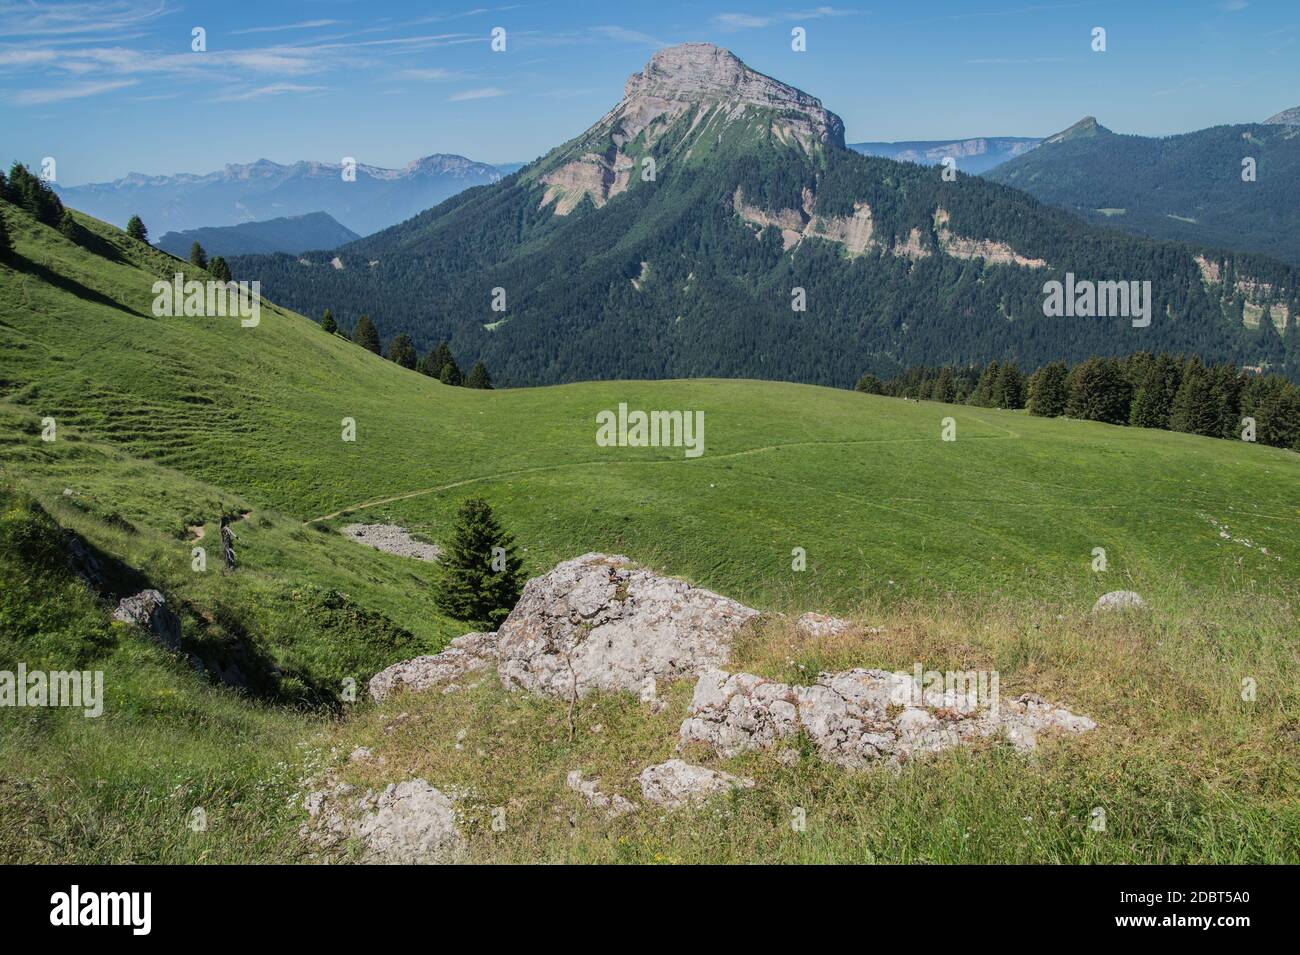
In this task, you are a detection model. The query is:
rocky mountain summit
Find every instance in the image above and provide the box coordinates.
[538,43,844,215]
[618,43,845,150]
[1264,105,1300,125]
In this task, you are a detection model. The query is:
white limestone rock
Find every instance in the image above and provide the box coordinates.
[368,631,497,702]
[496,553,759,699]
[680,667,1095,769]
[1092,591,1146,612]
[638,759,753,809]
[113,589,182,650]
[302,777,461,864]
[566,770,637,818]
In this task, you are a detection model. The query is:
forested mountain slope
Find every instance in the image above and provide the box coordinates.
[234,45,1299,388]
[985,115,1300,267]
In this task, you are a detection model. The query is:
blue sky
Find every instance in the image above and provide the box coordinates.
[2,0,1297,185]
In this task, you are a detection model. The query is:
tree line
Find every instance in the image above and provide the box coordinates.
[318,309,493,388]
[858,352,1300,451]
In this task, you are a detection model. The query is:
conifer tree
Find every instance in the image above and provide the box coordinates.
[57,208,79,242]
[466,360,493,389]
[1129,353,1180,429]
[208,256,231,282]
[1066,357,1131,424]
[189,241,208,269]
[7,163,64,226]
[1207,363,1244,439]
[352,314,381,353]
[387,333,418,369]
[970,361,1000,407]
[1026,361,1069,417]
[992,362,1024,409]
[126,215,148,243]
[432,497,525,627]
[439,357,464,386]
[421,341,454,378]
[854,372,883,395]
[1247,379,1300,450]
[1169,359,1218,436]
[933,366,957,403]
[320,308,337,334]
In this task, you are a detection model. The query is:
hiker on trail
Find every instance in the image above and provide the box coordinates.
[220,515,238,570]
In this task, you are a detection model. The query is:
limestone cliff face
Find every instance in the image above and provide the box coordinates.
[539,43,845,215]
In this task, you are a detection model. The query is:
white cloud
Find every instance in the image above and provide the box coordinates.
[229,20,343,36]
[0,0,168,38]
[448,86,504,101]
[714,13,775,31]
[12,77,137,105]
[401,67,457,80]
[212,83,328,102]
[714,7,856,31]
[589,26,667,47]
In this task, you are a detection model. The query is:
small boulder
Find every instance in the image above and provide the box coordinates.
[1092,591,1146,612]
[638,759,753,809]
[496,553,759,699]
[369,631,497,702]
[303,777,461,864]
[566,770,637,817]
[355,779,461,864]
[113,589,182,650]
[795,612,853,638]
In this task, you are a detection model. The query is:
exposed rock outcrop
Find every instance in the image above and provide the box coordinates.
[1092,591,1146,612]
[368,631,497,702]
[566,770,637,817]
[342,524,441,562]
[1264,105,1300,126]
[680,667,1095,768]
[933,208,1047,268]
[302,777,461,864]
[496,553,760,699]
[638,758,753,809]
[112,589,182,650]
[795,612,854,639]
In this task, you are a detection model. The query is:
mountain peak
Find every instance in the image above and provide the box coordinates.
[1044,116,1108,145]
[1264,105,1300,125]
[532,43,843,216]
[615,43,844,150]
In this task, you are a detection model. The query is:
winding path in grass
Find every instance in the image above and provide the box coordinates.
[302,420,1025,525]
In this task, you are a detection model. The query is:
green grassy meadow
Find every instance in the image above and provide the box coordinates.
[1,200,1297,863]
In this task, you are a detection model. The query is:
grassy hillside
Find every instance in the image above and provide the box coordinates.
[1,199,1297,862]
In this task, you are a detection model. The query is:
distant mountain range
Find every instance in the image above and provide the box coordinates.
[235,45,1298,387]
[156,212,360,258]
[851,136,1040,174]
[984,109,1300,266]
[54,154,502,237]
